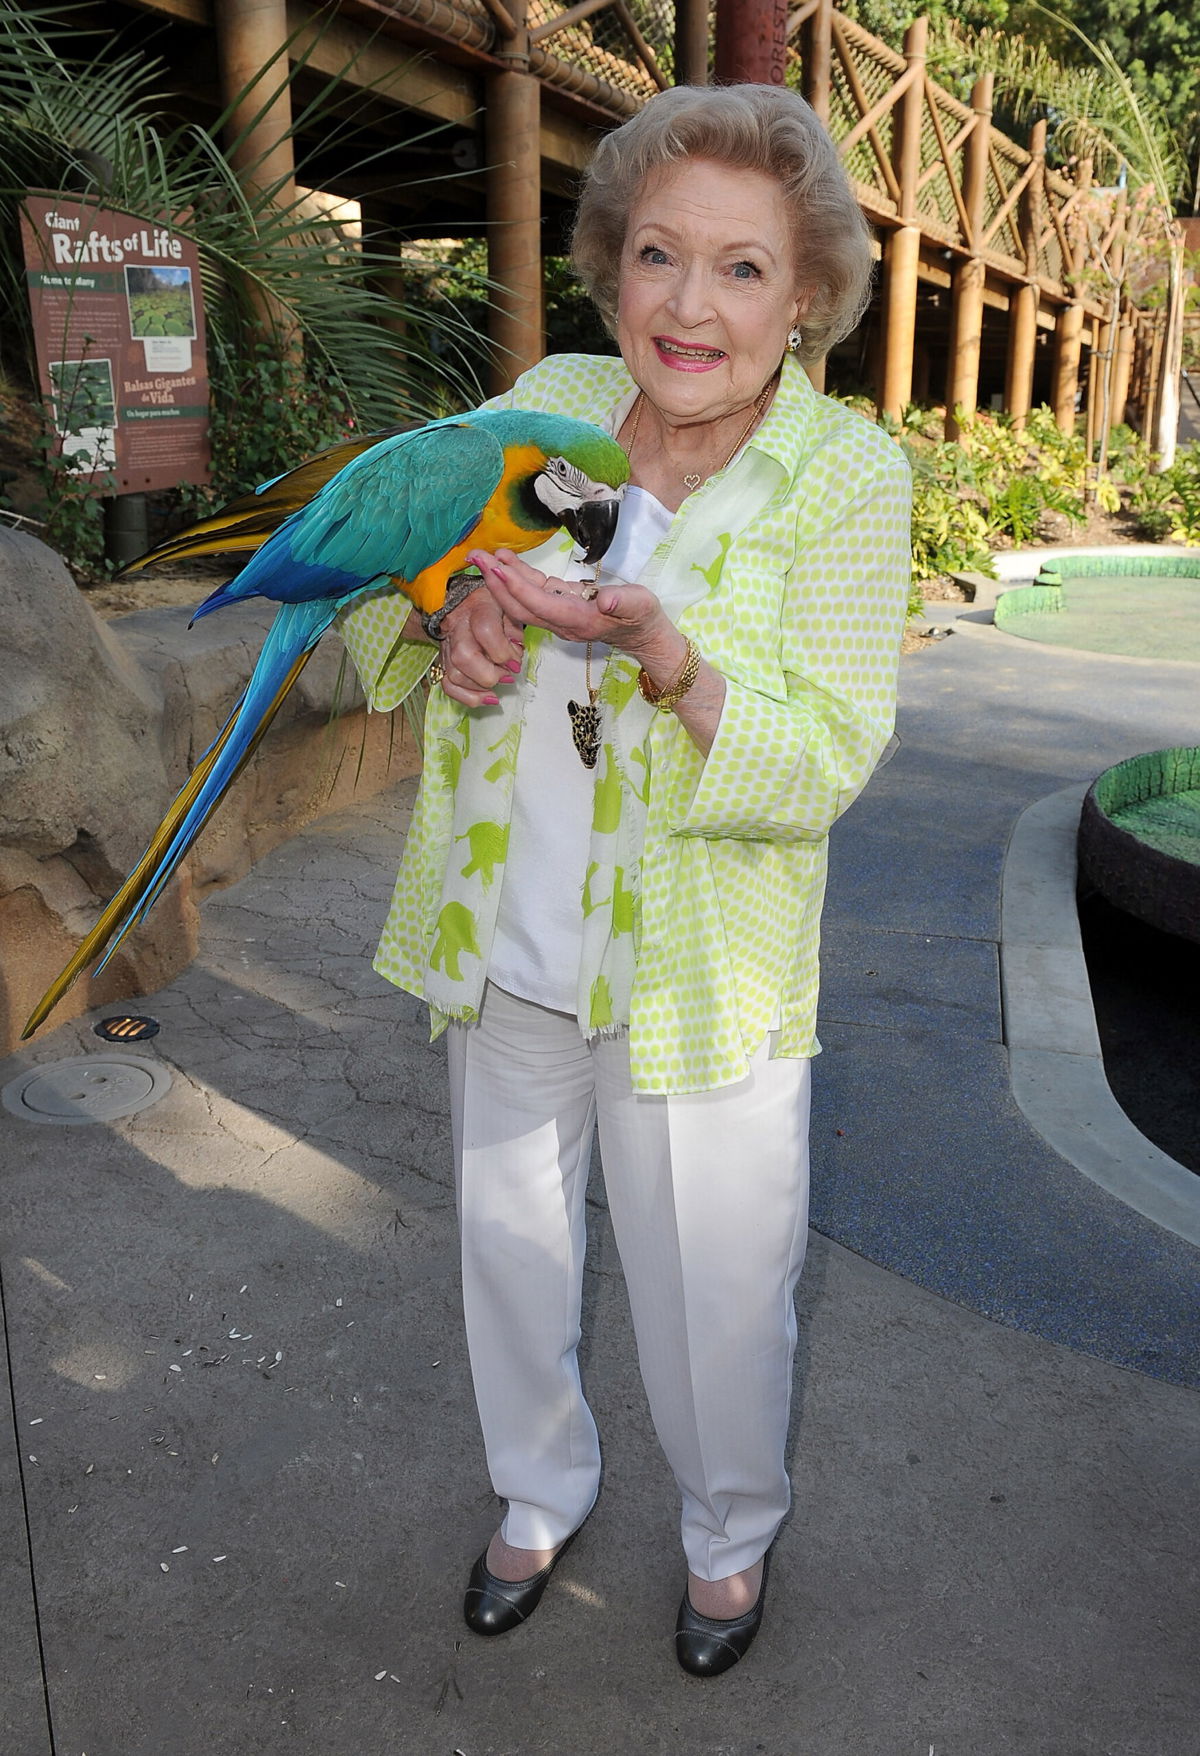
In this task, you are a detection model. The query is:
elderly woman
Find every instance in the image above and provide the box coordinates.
[340,82,910,1676]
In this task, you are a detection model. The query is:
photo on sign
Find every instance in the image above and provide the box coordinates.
[123,264,197,339]
[49,357,117,472]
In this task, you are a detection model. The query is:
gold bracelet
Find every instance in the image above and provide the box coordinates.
[637,638,701,712]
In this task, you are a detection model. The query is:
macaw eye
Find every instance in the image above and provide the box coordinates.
[545,456,587,493]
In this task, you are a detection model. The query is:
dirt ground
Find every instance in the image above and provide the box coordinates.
[85,557,235,619]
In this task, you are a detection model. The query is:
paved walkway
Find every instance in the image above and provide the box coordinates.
[2,599,1198,1755]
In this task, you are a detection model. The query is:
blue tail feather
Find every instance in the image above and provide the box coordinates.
[93,598,339,974]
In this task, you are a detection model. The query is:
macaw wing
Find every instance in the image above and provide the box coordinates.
[284,420,508,590]
[119,429,412,572]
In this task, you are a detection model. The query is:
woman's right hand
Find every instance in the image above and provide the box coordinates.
[433,588,526,709]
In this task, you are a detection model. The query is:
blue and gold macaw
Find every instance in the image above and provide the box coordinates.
[23,410,629,1037]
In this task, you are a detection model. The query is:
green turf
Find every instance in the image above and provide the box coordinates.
[994,574,1200,660]
[1093,747,1200,865]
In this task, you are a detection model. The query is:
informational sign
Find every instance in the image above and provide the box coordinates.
[20,195,211,493]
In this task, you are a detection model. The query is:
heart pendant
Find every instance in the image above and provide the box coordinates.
[683,473,702,491]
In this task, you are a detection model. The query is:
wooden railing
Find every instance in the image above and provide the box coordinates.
[788,1,1117,319]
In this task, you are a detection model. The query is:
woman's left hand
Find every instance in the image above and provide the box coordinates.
[468,547,685,673]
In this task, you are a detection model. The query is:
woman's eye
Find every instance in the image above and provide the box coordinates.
[639,245,669,265]
[731,260,761,280]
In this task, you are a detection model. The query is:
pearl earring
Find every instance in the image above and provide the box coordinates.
[787,326,803,353]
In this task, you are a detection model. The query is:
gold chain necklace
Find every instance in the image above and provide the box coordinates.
[567,379,775,770]
[626,377,775,491]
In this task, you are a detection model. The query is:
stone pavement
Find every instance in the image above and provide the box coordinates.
[1,597,1198,1756]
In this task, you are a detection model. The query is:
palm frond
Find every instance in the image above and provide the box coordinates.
[0,0,490,450]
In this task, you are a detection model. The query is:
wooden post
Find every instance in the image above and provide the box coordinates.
[675,0,710,85]
[487,0,543,395]
[879,17,927,420]
[1084,318,1100,463]
[797,0,834,392]
[1004,118,1044,428]
[213,0,296,207]
[714,0,789,86]
[1093,183,1127,473]
[213,0,297,341]
[1111,309,1135,429]
[945,71,993,439]
[801,0,833,124]
[1051,156,1091,433]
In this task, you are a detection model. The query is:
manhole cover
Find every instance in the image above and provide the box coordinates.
[2,1054,172,1125]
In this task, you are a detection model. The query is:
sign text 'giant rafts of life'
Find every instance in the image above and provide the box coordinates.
[20,195,212,494]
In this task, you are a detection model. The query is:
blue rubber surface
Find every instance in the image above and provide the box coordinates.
[812,628,1200,1388]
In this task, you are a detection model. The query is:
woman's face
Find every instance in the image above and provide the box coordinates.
[616,158,807,429]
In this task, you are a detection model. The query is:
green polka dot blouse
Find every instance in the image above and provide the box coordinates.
[338,352,912,1094]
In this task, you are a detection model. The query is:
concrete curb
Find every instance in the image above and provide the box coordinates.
[1000,782,1200,1246]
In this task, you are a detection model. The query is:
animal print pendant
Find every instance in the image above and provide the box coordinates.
[567,694,602,769]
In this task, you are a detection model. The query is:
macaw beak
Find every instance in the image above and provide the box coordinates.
[563,494,622,566]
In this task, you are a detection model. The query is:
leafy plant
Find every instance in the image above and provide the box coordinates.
[0,3,490,568]
[1165,445,1200,544]
[1124,441,1200,543]
[909,474,996,590]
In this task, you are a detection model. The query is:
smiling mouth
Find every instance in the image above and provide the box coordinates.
[656,338,725,362]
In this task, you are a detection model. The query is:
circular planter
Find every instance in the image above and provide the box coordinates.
[1077,747,1200,945]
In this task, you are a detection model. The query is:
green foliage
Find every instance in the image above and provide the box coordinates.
[544,255,617,358]
[404,238,615,362]
[0,2,490,568]
[180,346,358,513]
[895,403,1152,597]
[909,473,996,589]
[1129,442,1200,544]
[36,435,110,570]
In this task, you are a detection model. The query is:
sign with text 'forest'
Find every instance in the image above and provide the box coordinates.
[20,195,211,493]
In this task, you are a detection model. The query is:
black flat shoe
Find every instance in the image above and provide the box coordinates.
[462,1528,580,1636]
[674,1553,770,1677]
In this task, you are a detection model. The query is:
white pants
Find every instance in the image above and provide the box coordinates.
[447,982,812,1582]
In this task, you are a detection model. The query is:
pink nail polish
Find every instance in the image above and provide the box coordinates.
[482,693,500,706]
[504,658,522,674]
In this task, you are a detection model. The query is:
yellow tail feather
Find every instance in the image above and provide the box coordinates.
[21,649,315,1040]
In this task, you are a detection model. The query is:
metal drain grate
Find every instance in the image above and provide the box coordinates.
[2,1054,173,1126]
[95,1014,160,1043]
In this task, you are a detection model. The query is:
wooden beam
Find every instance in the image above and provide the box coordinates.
[214,0,296,202]
[124,0,209,23]
[285,5,479,127]
[800,0,831,123]
[487,0,543,392]
[945,73,992,437]
[612,0,669,91]
[878,17,926,417]
[1004,117,1044,427]
[529,0,612,47]
[833,23,902,204]
[477,0,519,38]
[1052,156,1091,433]
[675,0,710,84]
[921,78,973,245]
